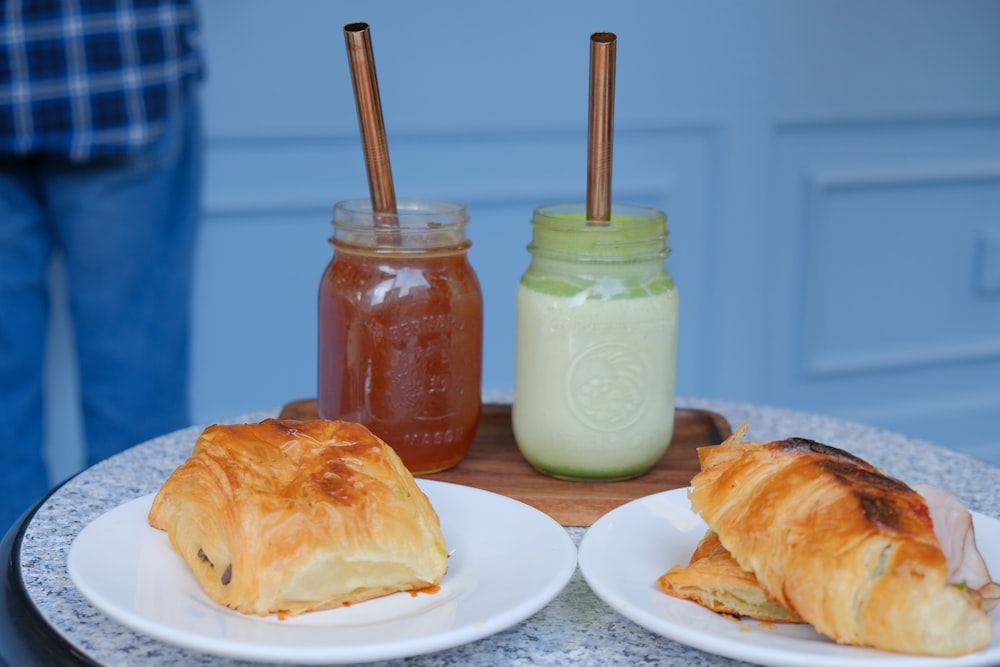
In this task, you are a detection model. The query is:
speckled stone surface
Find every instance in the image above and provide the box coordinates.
[17,398,1000,666]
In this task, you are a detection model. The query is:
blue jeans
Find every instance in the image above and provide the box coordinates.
[0,93,202,533]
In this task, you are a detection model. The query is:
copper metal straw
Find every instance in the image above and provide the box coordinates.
[344,22,398,228]
[586,32,616,224]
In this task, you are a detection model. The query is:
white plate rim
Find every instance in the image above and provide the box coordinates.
[578,487,1000,667]
[67,479,577,664]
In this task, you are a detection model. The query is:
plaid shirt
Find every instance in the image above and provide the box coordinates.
[0,0,202,161]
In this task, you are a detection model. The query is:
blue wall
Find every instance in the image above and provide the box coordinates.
[44,1,1000,481]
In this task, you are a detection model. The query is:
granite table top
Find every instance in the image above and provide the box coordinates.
[12,396,1000,666]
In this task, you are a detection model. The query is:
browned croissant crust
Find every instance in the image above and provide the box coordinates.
[148,418,448,618]
[658,529,804,623]
[688,424,993,656]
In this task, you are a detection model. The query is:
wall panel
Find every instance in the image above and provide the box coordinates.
[767,119,1000,457]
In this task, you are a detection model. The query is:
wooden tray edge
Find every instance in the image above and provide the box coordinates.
[277,398,733,441]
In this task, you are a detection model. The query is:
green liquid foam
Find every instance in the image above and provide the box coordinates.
[520,273,675,299]
[523,210,673,298]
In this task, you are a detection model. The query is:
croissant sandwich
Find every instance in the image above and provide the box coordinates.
[148,418,448,618]
[681,424,996,656]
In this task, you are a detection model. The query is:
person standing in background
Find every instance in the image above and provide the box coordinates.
[0,0,204,532]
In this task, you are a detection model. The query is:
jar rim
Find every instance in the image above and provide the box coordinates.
[333,197,469,229]
[528,201,670,262]
[532,202,666,225]
[331,197,470,252]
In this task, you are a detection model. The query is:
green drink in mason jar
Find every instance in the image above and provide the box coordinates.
[512,202,679,481]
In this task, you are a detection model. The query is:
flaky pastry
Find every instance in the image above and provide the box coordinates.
[686,423,993,656]
[657,529,803,623]
[148,418,447,618]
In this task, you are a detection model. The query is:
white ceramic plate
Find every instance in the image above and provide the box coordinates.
[68,480,576,664]
[579,487,1000,667]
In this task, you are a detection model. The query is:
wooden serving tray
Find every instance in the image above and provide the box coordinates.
[278,400,731,526]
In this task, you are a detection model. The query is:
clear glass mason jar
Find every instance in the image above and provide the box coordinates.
[318,198,484,474]
[512,202,679,481]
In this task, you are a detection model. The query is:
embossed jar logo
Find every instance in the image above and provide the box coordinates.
[566,342,647,431]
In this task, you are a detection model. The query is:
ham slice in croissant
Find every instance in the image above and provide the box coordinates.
[688,424,994,656]
[914,483,1000,613]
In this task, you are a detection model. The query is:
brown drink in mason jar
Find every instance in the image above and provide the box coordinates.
[318,198,483,474]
